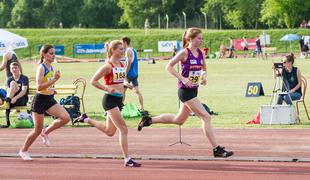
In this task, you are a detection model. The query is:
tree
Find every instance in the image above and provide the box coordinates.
[261,0,310,28]
[42,0,83,28]
[118,0,162,28]
[202,0,264,29]
[79,0,122,28]
[0,0,15,28]
[9,0,44,28]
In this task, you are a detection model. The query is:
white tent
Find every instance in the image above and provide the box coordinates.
[0,29,28,55]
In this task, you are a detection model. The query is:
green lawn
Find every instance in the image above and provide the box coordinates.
[1,58,310,128]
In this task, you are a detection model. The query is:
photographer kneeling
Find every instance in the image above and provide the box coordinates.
[273,54,302,105]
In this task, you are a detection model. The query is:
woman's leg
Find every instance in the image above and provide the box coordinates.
[7,81,18,99]
[88,115,117,137]
[44,104,70,134]
[283,92,302,105]
[277,94,284,105]
[105,107,129,158]
[152,103,191,125]
[184,98,217,148]
[21,112,44,152]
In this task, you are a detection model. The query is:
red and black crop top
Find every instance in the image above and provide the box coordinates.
[104,61,126,85]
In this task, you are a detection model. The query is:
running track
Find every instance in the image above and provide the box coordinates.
[1,128,310,179]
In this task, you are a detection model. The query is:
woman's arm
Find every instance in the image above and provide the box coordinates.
[0,56,8,71]
[90,64,114,93]
[200,51,208,85]
[165,49,192,87]
[36,65,58,91]
[290,68,302,93]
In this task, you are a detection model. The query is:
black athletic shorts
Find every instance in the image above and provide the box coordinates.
[178,88,198,103]
[10,96,28,108]
[102,94,124,111]
[127,76,139,87]
[31,93,58,114]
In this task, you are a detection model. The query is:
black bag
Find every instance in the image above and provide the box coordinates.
[60,96,81,122]
[202,103,218,116]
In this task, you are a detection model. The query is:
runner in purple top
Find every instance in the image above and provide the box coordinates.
[137,27,233,158]
[178,47,204,88]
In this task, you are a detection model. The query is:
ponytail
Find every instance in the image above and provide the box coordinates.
[182,27,202,49]
[182,31,189,48]
[39,45,54,64]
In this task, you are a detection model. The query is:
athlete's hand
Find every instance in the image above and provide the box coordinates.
[182,78,193,88]
[124,81,133,90]
[127,83,133,90]
[11,97,17,104]
[54,70,61,81]
[200,78,207,86]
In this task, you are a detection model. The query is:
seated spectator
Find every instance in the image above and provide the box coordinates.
[219,44,226,58]
[274,54,302,105]
[307,20,310,28]
[0,62,29,128]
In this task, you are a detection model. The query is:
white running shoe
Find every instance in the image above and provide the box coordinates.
[19,150,33,161]
[41,129,50,147]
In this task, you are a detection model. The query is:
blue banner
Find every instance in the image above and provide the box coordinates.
[74,44,105,55]
[38,45,64,55]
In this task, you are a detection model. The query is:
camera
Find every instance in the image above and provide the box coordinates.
[273,62,283,69]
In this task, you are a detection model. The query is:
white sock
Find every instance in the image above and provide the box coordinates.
[125,157,131,163]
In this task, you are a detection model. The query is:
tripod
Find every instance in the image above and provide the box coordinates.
[269,68,297,124]
[270,68,293,105]
[170,61,191,147]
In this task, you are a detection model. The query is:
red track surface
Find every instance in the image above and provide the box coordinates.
[1,128,310,179]
[1,158,310,180]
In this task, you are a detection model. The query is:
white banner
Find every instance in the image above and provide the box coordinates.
[158,41,181,52]
[303,36,310,44]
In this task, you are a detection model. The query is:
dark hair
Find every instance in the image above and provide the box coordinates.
[285,53,295,64]
[39,45,54,64]
[122,37,131,45]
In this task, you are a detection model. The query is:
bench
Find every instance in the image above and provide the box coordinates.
[263,47,277,57]
[1,78,86,121]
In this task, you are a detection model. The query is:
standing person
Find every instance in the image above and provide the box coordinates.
[0,62,29,128]
[73,40,141,167]
[122,37,145,111]
[19,45,70,161]
[0,50,21,78]
[137,27,234,158]
[242,36,249,51]
[255,35,264,59]
[172,45,178,57]
[228,37,234,58]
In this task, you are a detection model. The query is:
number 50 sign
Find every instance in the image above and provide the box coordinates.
[245,82,265,97]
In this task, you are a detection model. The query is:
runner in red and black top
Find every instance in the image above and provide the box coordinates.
[73,40,141,167]
[138,27,234,158]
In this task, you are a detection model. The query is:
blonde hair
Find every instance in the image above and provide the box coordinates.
[108,40,123,57]
[182,27,202,48]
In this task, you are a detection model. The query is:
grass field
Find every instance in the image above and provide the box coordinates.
[1,58,310,128]
[7,28,310,58]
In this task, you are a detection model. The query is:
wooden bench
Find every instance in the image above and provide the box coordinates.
[1,77,86,114]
